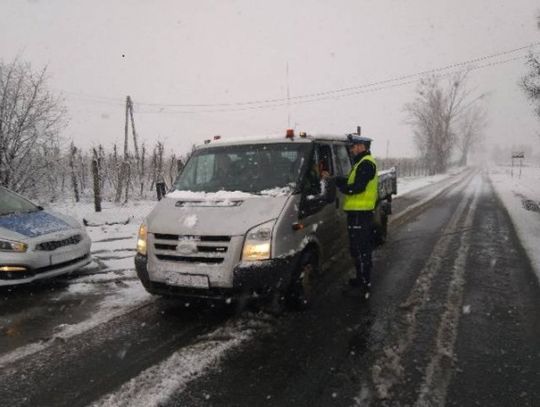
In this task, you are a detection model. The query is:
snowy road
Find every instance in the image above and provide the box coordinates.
[1,169,539,406]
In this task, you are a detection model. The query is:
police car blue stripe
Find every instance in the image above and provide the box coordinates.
[0,211,71,238]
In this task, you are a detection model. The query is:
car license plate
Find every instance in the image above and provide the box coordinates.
[50,249,83,265]
[166,273,209,289]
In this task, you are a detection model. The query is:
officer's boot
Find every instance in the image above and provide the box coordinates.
[348,257,364,288]
[359,254,372,299]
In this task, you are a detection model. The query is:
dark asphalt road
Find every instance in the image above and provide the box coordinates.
[1,170,539,407]
[167,171,540,407]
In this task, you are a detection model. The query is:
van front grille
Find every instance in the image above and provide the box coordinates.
[155,254,224,264]
[152,234,232,264]
[196,246,227,253]
[154,234,231,242]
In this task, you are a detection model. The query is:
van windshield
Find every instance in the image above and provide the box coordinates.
[173,143,311,194]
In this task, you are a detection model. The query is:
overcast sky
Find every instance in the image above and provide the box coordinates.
[1,0,539,158]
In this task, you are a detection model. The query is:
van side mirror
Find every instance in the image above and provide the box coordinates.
[324,177,336,204]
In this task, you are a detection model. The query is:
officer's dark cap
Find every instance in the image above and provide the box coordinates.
[346,134,373,146]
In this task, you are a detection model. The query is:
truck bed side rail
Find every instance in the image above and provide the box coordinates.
[378,167,397,200]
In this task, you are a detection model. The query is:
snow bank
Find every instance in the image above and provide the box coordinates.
[396,167,465,197]
[488,165,540,282]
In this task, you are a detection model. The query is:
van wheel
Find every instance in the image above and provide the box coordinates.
[287,250,318,310]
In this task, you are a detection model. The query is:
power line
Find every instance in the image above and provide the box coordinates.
[58,41,539,111]
[136,41,539,108]
[135,54,529,115]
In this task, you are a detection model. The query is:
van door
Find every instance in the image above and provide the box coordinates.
[333,142,353,247]
[298,143,341,261]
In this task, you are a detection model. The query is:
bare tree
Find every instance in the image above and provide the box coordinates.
[69,142,80,202]
[521,53,540,119]
[405,73,484,174]
[456,106,487,166]
[0,59,67,192]
[91,148,102,212]
[519,11,540,134]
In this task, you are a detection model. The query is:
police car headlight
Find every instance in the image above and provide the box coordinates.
[136,224,148,255]
[242,220,276,261]
[0,239,28,253]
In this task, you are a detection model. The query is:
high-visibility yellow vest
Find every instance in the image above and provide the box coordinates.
[343,155,378,211]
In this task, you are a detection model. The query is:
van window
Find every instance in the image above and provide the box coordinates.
[335,144,352,176]
[301,144,333,197]
[195,154,215,184]
[174,143,311,193]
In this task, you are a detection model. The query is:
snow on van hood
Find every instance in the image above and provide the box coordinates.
[147,190,291,236]
[166,188,291,200]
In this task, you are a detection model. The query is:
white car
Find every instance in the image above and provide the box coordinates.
[0,186,92,286]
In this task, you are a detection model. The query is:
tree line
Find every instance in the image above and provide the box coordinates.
[8,138,187,204]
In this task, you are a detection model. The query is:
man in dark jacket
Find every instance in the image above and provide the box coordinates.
[335,134,378,298]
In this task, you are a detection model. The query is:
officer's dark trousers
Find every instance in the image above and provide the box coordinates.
[347,211,374,286]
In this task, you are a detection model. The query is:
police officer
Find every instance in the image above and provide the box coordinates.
[336,134,378,298]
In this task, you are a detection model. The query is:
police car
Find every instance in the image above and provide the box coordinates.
[0,186,92,286]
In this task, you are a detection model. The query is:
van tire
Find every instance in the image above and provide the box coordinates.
[287,249,318,310]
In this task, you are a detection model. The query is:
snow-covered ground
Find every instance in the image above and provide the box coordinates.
[488,165,540,282]
[53,199,156,309]
[396,167,464,197]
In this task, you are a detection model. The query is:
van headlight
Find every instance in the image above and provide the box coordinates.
[0,239,28,253]
[242,220,275,261]
[137,224,148,255]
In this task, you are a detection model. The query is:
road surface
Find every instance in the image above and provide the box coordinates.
[1,169,539,406]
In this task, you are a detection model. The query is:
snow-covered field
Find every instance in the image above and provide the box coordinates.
[488,165,540,282]
[396,167,464,197]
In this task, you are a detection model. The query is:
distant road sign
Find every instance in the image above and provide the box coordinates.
[512,152,525,159]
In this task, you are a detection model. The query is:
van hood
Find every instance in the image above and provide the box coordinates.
[146,192,291,237]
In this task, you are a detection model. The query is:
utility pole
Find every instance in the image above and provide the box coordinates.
[127,96,140,164]
[116,96,136,203]
[115,96,130,202]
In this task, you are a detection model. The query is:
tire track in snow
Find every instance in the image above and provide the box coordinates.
[91,314,275,407]
[370,171,478,401]
[414,175,480,407]
[0,287,152,369]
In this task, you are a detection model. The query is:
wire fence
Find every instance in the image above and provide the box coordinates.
[378,157,430,178]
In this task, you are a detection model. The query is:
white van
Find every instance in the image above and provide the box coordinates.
[135,131,396,307]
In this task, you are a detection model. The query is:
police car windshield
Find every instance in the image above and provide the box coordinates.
[0,187,40,216]
[173,143,310,194]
